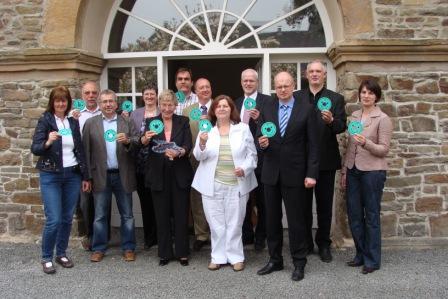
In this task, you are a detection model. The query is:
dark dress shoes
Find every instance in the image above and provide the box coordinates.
[362,266,377,274]
[346,260,363,267]
[55,256,74,268]
[159,258,170,266]
[257,262,284,275]
[179,258,189,266]
[291,266,305,281]
[318,247,332,263]
[42,261,56,274]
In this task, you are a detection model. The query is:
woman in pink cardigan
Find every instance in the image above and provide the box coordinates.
[341,79,393,275]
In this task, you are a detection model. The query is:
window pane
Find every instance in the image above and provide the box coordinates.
[135,67,157,92]
[270,63,297,90]
[229,35,257,49]
[108,67,132,93]
[136,96,144,109]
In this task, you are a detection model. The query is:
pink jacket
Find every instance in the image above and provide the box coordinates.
[342,106,392,173]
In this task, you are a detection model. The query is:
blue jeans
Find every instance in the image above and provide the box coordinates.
[39,167,81,262]
[92,172,135,253]
[346,166,386,269]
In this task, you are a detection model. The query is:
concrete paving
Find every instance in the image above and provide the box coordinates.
[0,240,447,299]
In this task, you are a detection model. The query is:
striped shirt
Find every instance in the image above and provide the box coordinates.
[215,135,237,185]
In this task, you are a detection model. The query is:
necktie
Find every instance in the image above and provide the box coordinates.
[200,105,207,116]
[242,100,251,124]
[279,104,289,137]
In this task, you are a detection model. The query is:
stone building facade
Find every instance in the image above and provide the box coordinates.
[0,0,447,246]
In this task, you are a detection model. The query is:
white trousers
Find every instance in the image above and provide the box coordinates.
[202,181,249,265]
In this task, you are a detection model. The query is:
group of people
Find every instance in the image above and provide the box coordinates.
[31,60,392,281]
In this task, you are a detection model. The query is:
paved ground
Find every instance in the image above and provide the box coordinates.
[1,238,447,298]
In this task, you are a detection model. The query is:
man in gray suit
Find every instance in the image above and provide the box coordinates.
[83,89,139,262]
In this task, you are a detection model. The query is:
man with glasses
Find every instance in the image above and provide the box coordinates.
[75,81,102,250]
[257,71,319,282]
[175,67,198,115]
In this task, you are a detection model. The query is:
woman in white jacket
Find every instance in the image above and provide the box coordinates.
[192,95,258,271]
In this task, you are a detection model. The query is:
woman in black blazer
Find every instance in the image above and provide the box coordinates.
[141,89,193,266]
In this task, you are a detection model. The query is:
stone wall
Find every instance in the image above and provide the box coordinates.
[0,0,45,51]
[0,78,87,241]
[336,69,448,241]
[374,0,448,39]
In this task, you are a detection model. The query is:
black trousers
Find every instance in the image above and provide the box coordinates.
[264,180,307,267]
[304,170,336,249]
[136,174,157,246]
[242,173,266,243]
[151,165,190,259]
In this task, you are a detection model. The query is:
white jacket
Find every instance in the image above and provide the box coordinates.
[192,122,258,197]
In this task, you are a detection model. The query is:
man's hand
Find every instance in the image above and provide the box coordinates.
[304,177,316,188]
[116,133,129,144]
[321,110,333,124]
[249,109,260,120]
[258,136,269,149]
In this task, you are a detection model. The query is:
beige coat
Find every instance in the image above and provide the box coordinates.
[342,106,392,173]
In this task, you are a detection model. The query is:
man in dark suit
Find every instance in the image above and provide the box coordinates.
[235,68,272,252]
[293,60,346,263]
[257,71,319,281]
[83,89,139,263]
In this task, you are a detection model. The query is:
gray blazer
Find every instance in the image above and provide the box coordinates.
[83,113,139,193]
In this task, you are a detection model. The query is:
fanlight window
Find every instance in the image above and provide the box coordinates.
[108,0,326,52]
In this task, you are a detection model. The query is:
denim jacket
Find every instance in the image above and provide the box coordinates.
[31,111,89,180]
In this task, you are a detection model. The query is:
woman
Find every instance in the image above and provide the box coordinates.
[341,79,393,274]
[192,95,257,271]
[130,85,159,250]
[141,89,193,266]
[31,86,90,274]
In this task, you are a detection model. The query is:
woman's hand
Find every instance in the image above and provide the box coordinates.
[234,167,245,177]
[141,130,156,145]
[71,109,81,120]
[199,132,208,145]
[353,134,366,146]
[165,148,179,160]
[45,131,60,148]
[340,173,347,190]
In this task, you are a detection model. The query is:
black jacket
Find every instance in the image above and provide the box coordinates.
[144,114,193,191]
[235,93,273,175]
[31,111,88,180]
[293,88,346,171]
[257,95,319,186]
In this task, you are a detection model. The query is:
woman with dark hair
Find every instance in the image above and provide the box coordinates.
[31,86,90,274]
[130,85,159,249]
[341,79,393,274]
[141,89,193,266]
[192,95,257,271]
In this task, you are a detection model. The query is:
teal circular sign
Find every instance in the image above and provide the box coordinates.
[348,121,364,135]
[199,119,212,133]
[121,100,133,112]
[149,119,164,134]
[104,129,117,142]
[176,91,186,103]
[261,122,277,138]
[189,108,202,121]
[58,128,72,136]
[73,99,85,111]
[317,97,332,111]
[244,97,256,110]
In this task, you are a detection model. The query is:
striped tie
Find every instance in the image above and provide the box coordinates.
[279,104,289,137]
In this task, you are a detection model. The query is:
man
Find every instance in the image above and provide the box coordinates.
[76,81,102,251]
[175,67,198,115]
[182,78,212,251]
[83,89,138,262]
[235,69,272,252]
[293,60,346,263]
[257,72,319,281]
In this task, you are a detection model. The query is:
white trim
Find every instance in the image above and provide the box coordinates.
[262,52,270,95]
[314,0,334,47]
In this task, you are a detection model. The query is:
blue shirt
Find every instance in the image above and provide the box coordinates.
[102,114,118,170]
[278,97,295,126]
